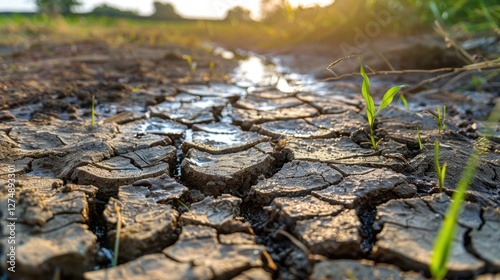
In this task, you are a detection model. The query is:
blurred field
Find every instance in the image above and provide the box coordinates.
[0,0,498,52]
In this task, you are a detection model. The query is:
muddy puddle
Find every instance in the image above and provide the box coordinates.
[0,41,499,280]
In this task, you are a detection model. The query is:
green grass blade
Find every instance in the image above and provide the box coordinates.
[399,94,409,109]
[441,163,447,187]
[480,0,500,33]
[360,62,375,127]
[429,1,442,22]
[430,148,481,279]
[443,105,447,130]
[430,102,500,280]
[434,141,442,192]
[91,95,95,126]
[378,85,407,114]
[178,199,190,211]
[417,126,423,150]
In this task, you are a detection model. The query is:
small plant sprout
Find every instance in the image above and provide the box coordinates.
[112,202,122,267]
[434,105,447,133]
[360,61,408,150]
[177,199,190,211]
[209,61,215,78]
[434,141,447,192]
[417,126,423,150]
[430,102,500,280]
[182,54,196,73]
[91,95,95,126]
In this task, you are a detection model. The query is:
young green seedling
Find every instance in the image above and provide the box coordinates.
[91,95,95,126]
[360,62,407,150]
[209,61,215,78]
[417,126,423,150]
[434,141,447,192]
[437,105,446,133]
[430,102,500,280]
[112,202,122,267]
[178,199,190,211]
[434,105,446,133]
[182,54,196,73]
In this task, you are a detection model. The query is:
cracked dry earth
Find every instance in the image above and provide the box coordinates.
[0,41,499,280]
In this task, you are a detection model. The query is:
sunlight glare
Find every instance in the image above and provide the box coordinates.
[288,0,335,8]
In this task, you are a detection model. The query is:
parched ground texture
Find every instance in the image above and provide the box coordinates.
[0,40,499,280]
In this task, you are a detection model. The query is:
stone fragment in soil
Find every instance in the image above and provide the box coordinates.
[373,193,485,278]
[305,111,366,136]
[120,117,188,137]
[180,194,252,233]
[0,176,97,279]
[311,259,425,280]
[234,96,303,111]
[75,145,176,198]
[178,83,247,99]
[409,140,500,206]
[104,182,180,262]
[269,195,344,226]
[83,253,213,280]
[470,207,500,271]
[250,119,335,139]
[232,104,319,130]
[182,123,267,154]
[295,209,362,258]
[286,136,406,170]
[248,160,342,204]
[313,168,415,209]
[163,225,267,279]
[296,92,362,114]
[181,146,275,196]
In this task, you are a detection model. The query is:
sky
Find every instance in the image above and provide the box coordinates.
[0,0,334,19]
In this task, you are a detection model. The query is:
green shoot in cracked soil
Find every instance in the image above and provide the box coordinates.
[91,95,95,126]
[417,126,423,150]
[435,105,447,133]
[112,202,122,267]
[430,102,500,280]
[434,141,447,192]
[360,61,407,150]
[178,199,190,211]
[182,54,196,73]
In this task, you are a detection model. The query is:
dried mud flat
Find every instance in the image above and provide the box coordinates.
[0,41,499,280]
